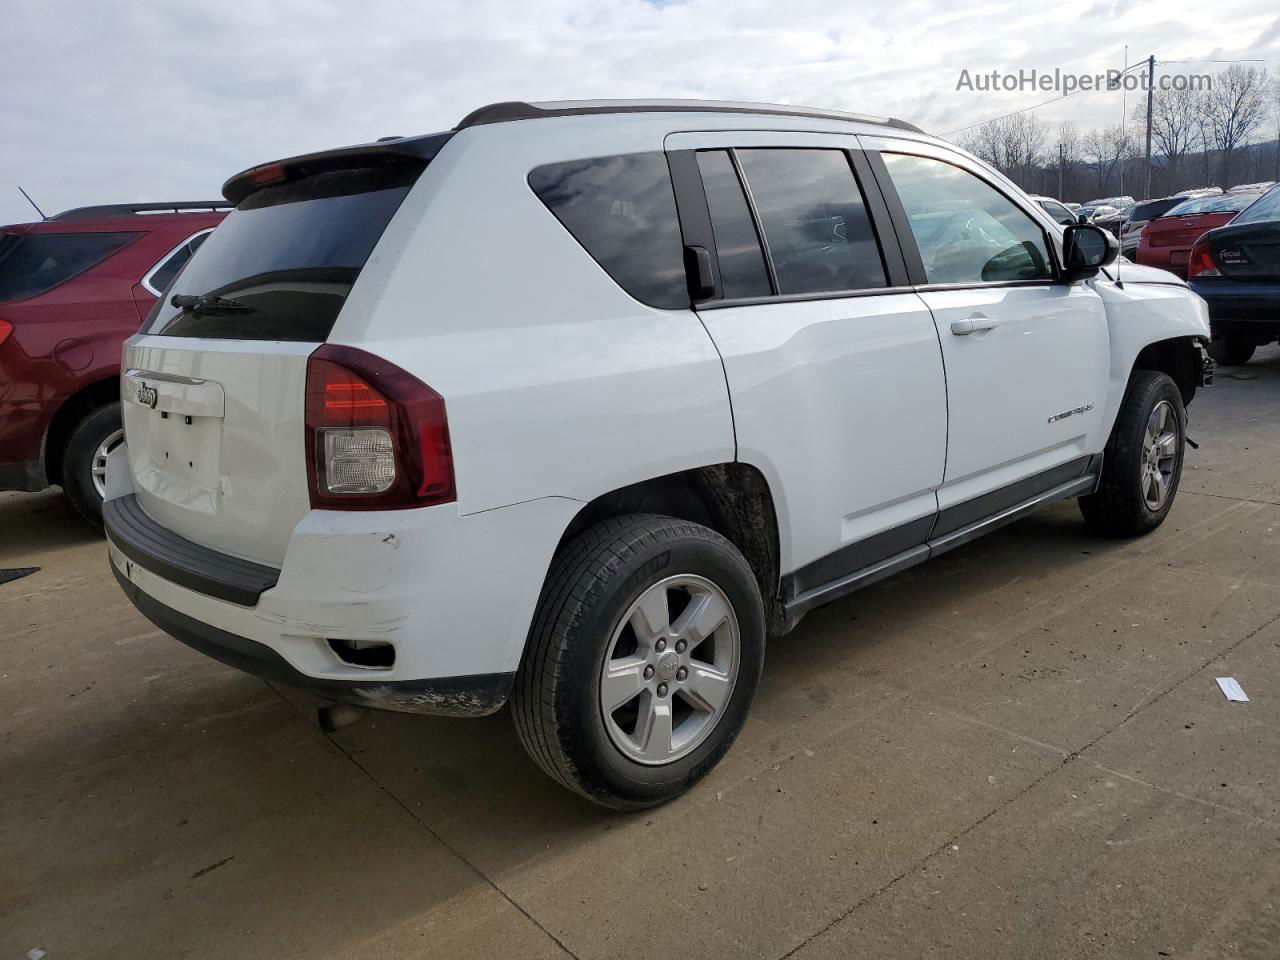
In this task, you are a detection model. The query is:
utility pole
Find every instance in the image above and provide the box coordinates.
[1058,142,1065,198]
[1144,55,1155,198]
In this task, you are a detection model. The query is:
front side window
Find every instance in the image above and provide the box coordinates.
[529,152,688,310]
[883,153,1053,285]
[0,231,140,303]
[1039,200,1075,225]
[734,149,887,295]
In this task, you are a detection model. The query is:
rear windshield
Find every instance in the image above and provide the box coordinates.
[144,164,422,340]
[0,231,140,303]
[1163,194,1257,218]
[1129,198,1180,222]
[1232,186,1280,225]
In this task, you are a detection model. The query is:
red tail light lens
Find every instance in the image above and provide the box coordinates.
[0,318,12,347]
[304,344,455,510]
[1187,237,1220,278]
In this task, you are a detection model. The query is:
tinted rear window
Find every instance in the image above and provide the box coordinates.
[528,153,688,310]
[0,231,140,303]
[736,148,887,295]
[1130,198,1179,222]
[696,151,772,299]
[145,164,422,340]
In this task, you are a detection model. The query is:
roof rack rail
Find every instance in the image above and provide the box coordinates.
[50,201,231,221]
[455,99,923,134]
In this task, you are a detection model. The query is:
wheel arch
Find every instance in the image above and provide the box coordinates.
[553,463,785,634]
[1131,336,1204,407]
[43,375,120,486]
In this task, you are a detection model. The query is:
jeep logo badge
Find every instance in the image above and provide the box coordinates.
[136,383,158,409]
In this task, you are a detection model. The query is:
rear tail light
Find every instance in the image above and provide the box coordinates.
[304,344,455,510]
[0,318,11,347]
[1187,237,1220,278]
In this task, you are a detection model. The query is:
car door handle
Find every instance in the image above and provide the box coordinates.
[950,316,1001,336]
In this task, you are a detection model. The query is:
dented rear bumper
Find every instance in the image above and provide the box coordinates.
[112,562,512,715]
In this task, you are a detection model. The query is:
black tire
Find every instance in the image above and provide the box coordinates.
[1207,337,1255,366]
[512,514,765,810]
[1079,371,1185,538]
[62,402,123,528]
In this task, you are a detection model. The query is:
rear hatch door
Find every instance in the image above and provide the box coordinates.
[121,147,441,567]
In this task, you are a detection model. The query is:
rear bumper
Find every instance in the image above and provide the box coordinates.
[1189,279,1280,336]
[104,450,581,716]
[0,459,47,493]
[111,563,514,716]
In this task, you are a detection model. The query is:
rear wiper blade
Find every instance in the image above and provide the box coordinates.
[171,293,254,314]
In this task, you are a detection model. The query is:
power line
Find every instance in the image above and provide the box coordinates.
[942,91,1094,137]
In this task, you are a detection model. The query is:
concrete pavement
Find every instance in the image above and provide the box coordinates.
[3,347,1279,959]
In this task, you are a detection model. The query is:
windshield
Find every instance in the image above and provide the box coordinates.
[1232,186,1280,225]
[144,164,422,341]
[1163,194,1258,218]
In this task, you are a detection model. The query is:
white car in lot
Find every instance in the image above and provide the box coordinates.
[105,100,1213,808]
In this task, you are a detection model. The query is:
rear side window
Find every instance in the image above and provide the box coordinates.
[735,149,887,295]
[882,153,1053,285]
[143,230,212,295]
[0,232,139,303]
[528,153,688,310]
[146,164,423,341]
[696,151,772,299]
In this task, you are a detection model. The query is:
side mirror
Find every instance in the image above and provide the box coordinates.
[1062,223,1118,281]
[1076,212,1090,224]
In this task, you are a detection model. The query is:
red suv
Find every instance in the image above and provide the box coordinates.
[0,202,227,524]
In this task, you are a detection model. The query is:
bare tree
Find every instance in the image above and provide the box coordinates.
[1205,65,1270,187]
[1083,125,1133,197]
[1133,86,1202,189]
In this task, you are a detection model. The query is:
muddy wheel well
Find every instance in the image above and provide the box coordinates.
[44,377,119,486]
[557,464,784,633]
[1133,337,1202,406]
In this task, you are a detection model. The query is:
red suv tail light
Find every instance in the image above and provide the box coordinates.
[0,318,12,347]
[1187,237,1220,278]
[304,344,455,510]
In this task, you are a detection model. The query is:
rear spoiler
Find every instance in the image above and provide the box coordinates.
[222,132,454,206]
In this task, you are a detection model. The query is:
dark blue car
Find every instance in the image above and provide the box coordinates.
[1188,185,1280,366]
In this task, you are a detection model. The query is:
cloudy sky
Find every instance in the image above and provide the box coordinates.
[3,0,1278,224]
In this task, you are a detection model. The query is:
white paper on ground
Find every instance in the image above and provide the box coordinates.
[1216,677,1249,702]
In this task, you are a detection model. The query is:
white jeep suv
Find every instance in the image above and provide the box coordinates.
[105,100,1213,808]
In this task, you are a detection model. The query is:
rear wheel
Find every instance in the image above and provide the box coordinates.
[1207,336,1255,366]
[1079,371,1185,537]
[512,514,765,809]
[62,402,123,528]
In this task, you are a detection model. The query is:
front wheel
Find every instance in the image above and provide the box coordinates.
[512,514,765,809]
[1079,371,1185,537]
[62,402,123,528]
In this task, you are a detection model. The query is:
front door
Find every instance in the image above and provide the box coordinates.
[865,140,1110,517]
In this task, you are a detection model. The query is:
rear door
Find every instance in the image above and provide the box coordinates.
[121,161,426,566]
[862,137,1109,520]
[665,130,948,595]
